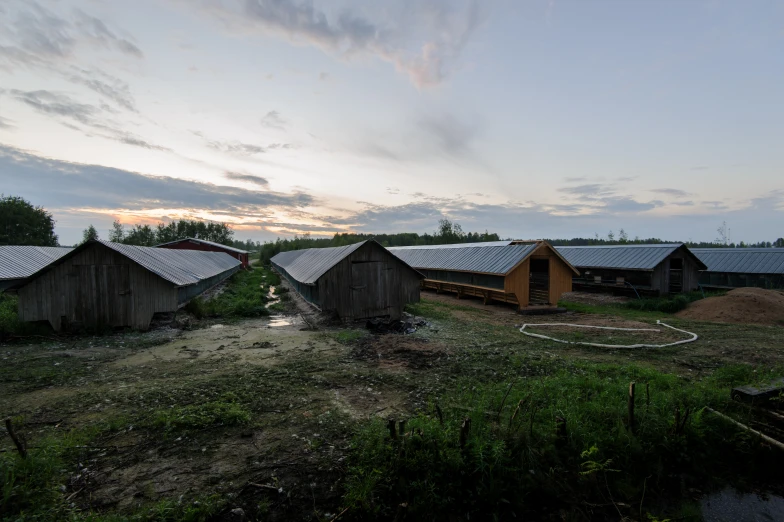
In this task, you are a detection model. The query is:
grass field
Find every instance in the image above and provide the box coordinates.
[2,287,783,520]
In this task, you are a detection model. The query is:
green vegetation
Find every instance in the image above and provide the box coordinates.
[333,329,367,344]
[0,294,51,340]
[559,291,727,318]
[183,266,273,319]
[0,194,58,246]
[151,394,251,434]
[344,363,783,520]
[105,219,234,247]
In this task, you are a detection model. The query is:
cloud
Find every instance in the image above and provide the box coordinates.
[319,71,330,81]
[0,2,141,111]
[198,132,292,156]
[650,188,691,198]
[558,183,613,197]
[187,0,487,88]
[7,89,167,151]
[225,171,270,187]
[691,166,710,171]
[0,115,16,130]
[73,10,143,58]
[261,110,286,130]
[564,176,587,182]
[0,145,315,215]
[420,113,478,156]
[66,67,137,112]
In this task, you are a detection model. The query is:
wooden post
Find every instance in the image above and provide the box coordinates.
[628,382,636,434]
[435,404,444,426]
[387,419,397,440]
[4,418,27,459]
[645,382,650,407]
[398,420,406,437]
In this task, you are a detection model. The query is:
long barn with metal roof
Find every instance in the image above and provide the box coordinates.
[271,240,423,320]
[388,241,578,309]
[156,237,251,268]
[0,246,73,292]
[554,244,706,295]
[691,248,784,289]
[14,239,241,331]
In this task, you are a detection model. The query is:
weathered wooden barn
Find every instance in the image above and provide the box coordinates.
[270,240,423,320]
[388,241,578,309]
[14,240,241,331]
[555,244,706,295]
[0,246,73,292]
[156,237,250,268]
[691,248,784,289]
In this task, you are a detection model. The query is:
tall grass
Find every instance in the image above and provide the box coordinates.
[183,267,272,319]
[343,363,784,520]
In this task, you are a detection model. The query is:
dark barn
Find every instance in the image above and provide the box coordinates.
[270,240,423,320]
[555,244,706,295]
[15,240,241,331]
[691,248,784,289]
[156,237,250,268]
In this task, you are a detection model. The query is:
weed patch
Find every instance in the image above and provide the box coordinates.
[343,363,784,520]
[150,395,251,434]
[184,268,274,319]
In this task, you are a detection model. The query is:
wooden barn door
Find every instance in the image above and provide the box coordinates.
[350,261,398,319]
[75,264,131,328]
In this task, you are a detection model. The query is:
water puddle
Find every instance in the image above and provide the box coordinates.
[267,285,281,306]
[701,488,784,521]
[268,315,292,327]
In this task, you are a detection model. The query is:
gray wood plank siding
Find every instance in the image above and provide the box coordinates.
[316,242,420,320]
[18,243,177,330]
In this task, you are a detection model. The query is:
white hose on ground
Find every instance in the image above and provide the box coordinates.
[518,320,698,349]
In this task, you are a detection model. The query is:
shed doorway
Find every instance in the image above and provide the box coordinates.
[529,258,550,305]
[669,258,683,293]
[350,261,398,319]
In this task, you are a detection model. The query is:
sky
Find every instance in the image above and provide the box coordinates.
[0,0,782,246]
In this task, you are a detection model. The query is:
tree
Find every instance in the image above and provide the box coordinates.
[618,229,628,243]
[775,238,784,248]
[124,224,156,246]
[81,225,99,243]
[0,195,58,246]
[716,221,730,246]
[607,231,615,242]
[109,220,125,243]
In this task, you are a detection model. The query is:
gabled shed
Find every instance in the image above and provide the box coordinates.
[15,240,241,331]
[270,240,423,320]
[555,244,706,295]
[691,248,784,289]
[388,241,578,309]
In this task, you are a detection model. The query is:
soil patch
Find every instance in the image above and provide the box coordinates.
[352,334,448,371]
[560,291,631,306]
[677,288,784,326]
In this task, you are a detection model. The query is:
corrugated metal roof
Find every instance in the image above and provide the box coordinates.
[389,240,515,250]
[0,246,73,280]
[270,242,366,284]
[96,241,241,286]
[155,237,248,254]
[389,243,539,275]
[691,248,784,274]
[555,244,685,271]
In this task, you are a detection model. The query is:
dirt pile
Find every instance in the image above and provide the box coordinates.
[677,288,784,325]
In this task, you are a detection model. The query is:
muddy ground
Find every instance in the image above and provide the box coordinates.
[2,286,784,520]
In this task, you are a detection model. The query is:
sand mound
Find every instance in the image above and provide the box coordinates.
[676,288,784,325]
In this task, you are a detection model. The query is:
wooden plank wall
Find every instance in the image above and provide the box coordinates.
[504,244,574,309]
[317,242,421,320]
[504,259,530,308]
[18,243,177,331]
